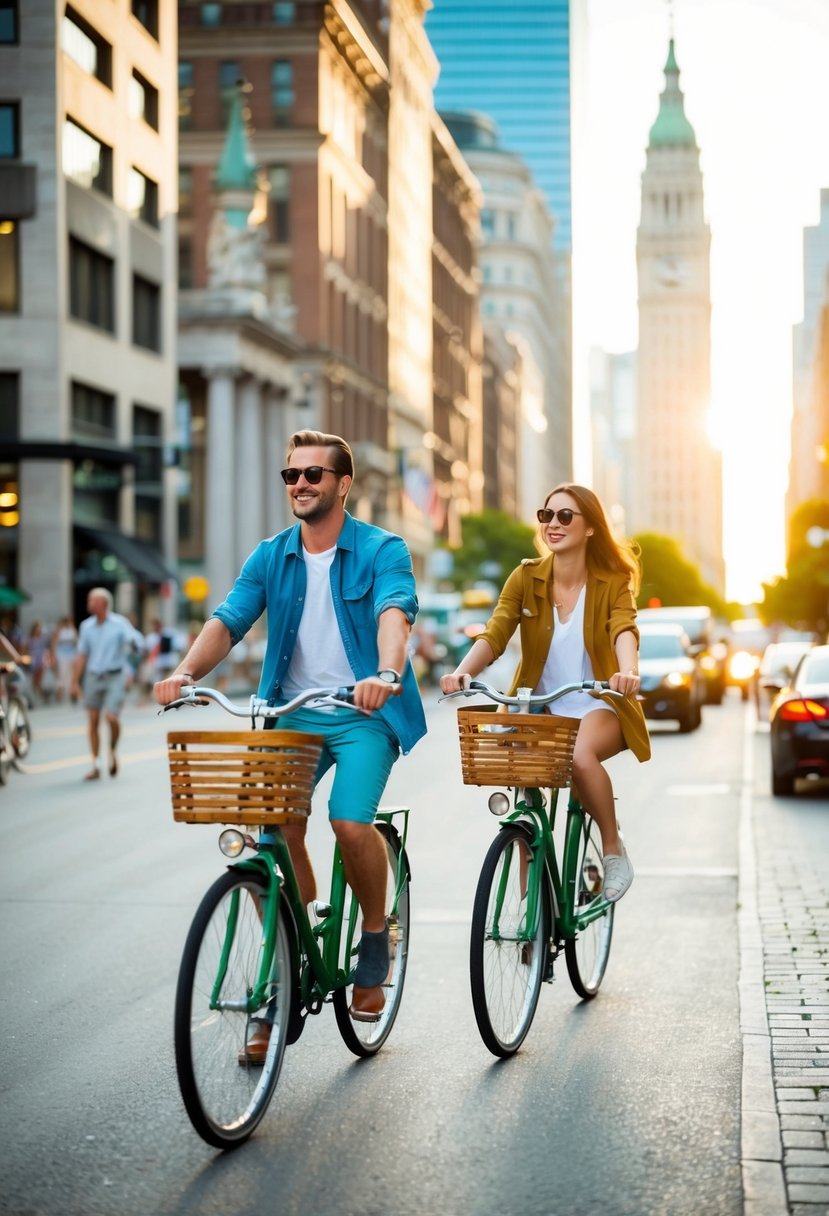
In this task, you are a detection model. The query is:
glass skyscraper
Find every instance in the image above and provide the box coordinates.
[425,0,572,250]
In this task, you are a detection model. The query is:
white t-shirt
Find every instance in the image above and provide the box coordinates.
[280,546,355,702]
[535,586,613,720]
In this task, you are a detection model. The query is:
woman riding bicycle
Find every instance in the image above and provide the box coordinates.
[440,484,650,904]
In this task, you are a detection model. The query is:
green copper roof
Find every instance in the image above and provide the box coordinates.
[215,86,258,195]
[648,39,697,148]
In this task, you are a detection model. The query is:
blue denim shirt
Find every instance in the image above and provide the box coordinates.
[211,512,427,755]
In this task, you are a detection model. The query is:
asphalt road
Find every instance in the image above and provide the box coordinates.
[1,687,753,1216]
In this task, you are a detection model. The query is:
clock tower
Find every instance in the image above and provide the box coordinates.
[635,40,724,593]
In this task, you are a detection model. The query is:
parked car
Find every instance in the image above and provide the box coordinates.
[637,606,725,704]
[757,640,815,717]
[769,644,829,796]
[637,622,705,732]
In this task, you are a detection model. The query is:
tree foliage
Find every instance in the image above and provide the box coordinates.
[759,498,829,633]
[444,509,536,591]
[634,532,730,617]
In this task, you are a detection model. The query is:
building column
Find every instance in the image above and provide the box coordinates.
[264,385,290,536]
[204,367,237,609]
[236,377,264,560]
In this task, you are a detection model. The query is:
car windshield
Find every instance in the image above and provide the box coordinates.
[640,633,684,659]
[799,655,829,685]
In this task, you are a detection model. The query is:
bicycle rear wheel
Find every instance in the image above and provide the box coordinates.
[564,812,614,999]
[7,696,31,766]
[470,824,548,1057]
[334,822,411,1057]
[0,712,11,784]
[174,869,294,1149]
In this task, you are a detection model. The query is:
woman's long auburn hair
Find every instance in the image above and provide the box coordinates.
[535,483,642,594]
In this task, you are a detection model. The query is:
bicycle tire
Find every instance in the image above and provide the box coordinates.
[7,696,31,766]
[0,712,11,785]
[175,868,294,1149]
[333,822,411,1057]
[470,824,548,1057]
[564,812,614,999]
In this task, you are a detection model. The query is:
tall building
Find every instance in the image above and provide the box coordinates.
[634,40,723,592]
[789,188,829,516]
[0,0,179,627]
[425,0,573,505]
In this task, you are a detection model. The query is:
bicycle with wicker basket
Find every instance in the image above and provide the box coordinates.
[161,684,411,1150]
[442,678,624,1058]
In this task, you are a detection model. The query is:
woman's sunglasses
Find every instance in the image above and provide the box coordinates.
[537,507,583,526]
[280,466,337,485]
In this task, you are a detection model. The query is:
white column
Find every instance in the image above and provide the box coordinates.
[205,367,237,609]
[264,386,290,536]
[236,377,264,560]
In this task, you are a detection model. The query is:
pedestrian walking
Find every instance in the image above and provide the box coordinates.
[71,588,144,780]
[440,483,650,904]
[155,429,426,1033]
[52,616,79,702]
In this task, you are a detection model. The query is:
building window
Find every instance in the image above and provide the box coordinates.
[0,1,18,44]
[219,61,241,122]
[129,69,159,130]
[178,62,194,131]
[269,165,290,242]
[63,117,113,196]
[69,236,115,333]
[481,209,494,237]
[62,7,112,86]
[178,237,192,288]
[0,102,19,157]
[131,0,158,40]
[178,166,192,216]
[272,2,295,22]
[127,167,159,227]
[132,274,161,351]
[71,379,116,442]
[0,221,18,311]
[0,372,19,438]
[133,404,163,484]
[271,61,293,126]
[201,3,222,24]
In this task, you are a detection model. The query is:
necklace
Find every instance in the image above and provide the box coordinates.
[553,581,585,610]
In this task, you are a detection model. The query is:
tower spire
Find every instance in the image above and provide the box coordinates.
[648,37,697,148]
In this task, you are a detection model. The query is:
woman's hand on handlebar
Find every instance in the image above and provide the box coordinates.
[439,671,472,696]
[607,670,641,698]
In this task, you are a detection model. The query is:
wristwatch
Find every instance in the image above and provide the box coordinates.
[376,668,401,684]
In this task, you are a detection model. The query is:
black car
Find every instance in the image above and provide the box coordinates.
[769,644,829,796]
[637,606,725,704]
[637,623,705,732]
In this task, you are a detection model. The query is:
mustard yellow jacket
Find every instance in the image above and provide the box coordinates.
[477,552,651,763]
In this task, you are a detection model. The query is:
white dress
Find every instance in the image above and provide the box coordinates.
[534,586,616,720]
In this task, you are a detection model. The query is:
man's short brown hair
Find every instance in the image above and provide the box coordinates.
[286,430,354,480]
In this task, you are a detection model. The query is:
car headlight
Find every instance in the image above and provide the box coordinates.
[664,671,690,689]
[728,650,758,681]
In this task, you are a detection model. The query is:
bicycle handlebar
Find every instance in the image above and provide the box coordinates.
[159,684,362,720]
[439,678,625,708]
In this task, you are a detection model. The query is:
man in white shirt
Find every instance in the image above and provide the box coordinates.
[72,587,144,780]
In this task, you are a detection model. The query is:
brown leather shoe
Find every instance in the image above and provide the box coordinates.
[349,984,385,1023]
[237,1021,271,1066]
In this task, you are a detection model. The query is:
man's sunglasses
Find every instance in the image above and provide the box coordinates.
[280,466,338,485]
[536,507,583,526]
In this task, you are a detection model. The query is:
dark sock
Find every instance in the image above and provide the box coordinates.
[353,925,390,987]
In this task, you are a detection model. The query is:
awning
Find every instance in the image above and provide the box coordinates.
[74,524,177,585]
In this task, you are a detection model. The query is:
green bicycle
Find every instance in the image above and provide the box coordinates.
[443,679,624,1057]
[162,685,411,1149]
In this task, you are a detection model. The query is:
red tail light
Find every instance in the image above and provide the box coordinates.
[779,699,829,722]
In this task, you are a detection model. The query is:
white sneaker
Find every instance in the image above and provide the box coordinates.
[602,850,634,903]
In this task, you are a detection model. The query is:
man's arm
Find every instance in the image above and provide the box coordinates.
[153,618,234,704]
[352,606,410,711]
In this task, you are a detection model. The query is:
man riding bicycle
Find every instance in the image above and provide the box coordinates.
[155,430,426,1037]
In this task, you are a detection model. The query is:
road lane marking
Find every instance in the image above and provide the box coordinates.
[636,866,737,878]
[18,747,167,775]
[666,783,731,796]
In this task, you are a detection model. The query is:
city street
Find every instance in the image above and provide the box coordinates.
[1,687,826,1216]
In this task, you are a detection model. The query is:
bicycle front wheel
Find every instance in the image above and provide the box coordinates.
[7,696,31,766]
[334,821,411,1057]
[470,825,548,1057]
[564,812,614,999]
[174,869,294,1149]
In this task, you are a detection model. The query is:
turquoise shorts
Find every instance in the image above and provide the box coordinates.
[271,706,399,824]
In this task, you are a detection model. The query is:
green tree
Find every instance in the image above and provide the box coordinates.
[760,499,829,633]
[634,532,730,617]
[445,509,536,591]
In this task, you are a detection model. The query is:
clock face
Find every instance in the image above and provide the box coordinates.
[655,255,690,288]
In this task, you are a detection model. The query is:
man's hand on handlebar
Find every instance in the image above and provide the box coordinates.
[352,675,402,712]
[154,672,196,706]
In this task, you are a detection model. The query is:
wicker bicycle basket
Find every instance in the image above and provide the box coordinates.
[167,730,322,826]
[457,706,579,788]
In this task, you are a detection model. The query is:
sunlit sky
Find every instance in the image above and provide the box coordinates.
[571,0,829,602]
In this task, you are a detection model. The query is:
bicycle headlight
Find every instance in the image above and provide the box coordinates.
[219,829,246,858]
[488,791,511,817]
